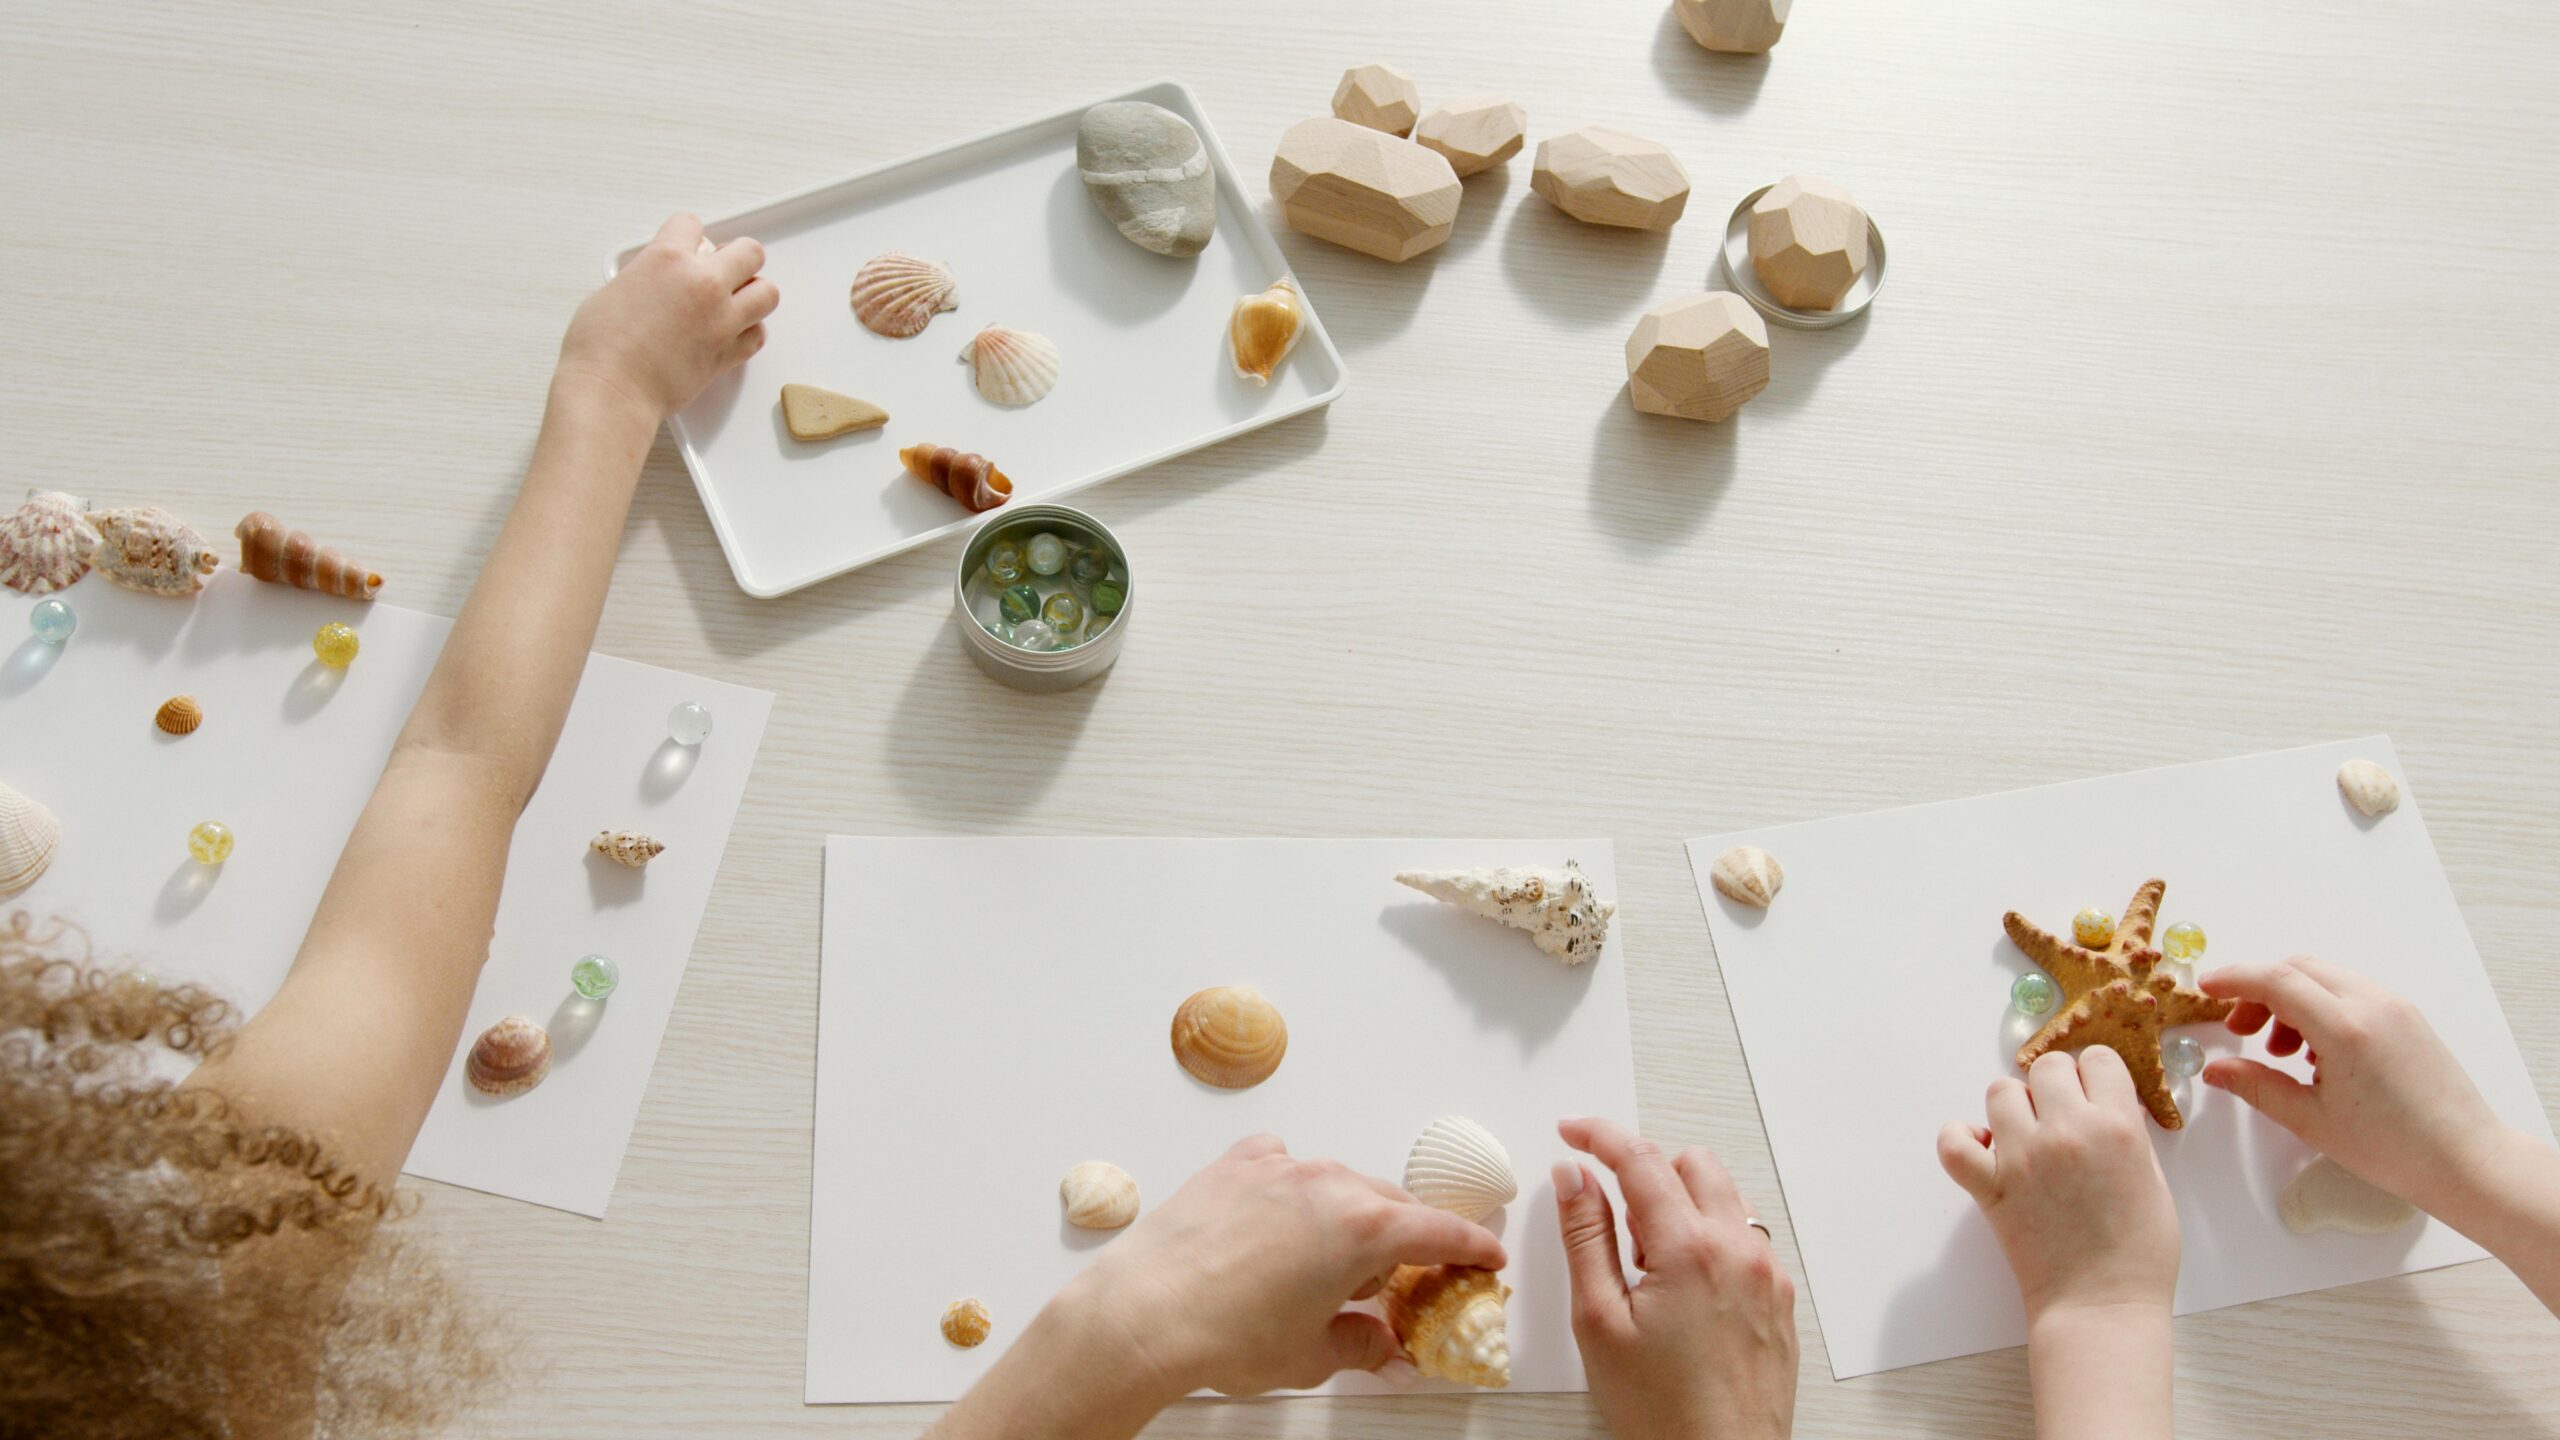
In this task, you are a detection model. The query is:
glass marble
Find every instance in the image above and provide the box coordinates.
[29,597,76,645]
[2011,972,2056,1017]
[2071,907,2114,947]
[1089,577,1126,616]
[999,584,1041,623]
[668,700,714,746]
[2162,921,2206,963]
[1025,533,1067,577]
[2163,1034,2204,1080]
[188,821,234,865]
[1041,591,1087,632]
[312,622,359,669]
[985,541,1028,586]
[1068,545,1111,584]
[1008,619,1060,652]
[570,954,621,1000]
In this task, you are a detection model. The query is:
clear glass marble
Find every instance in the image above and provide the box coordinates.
[1025,533,1067,577]
[2161,921,2206,963]
[2071,907,2114,947]
[1008,619,1060,652]
[312,622,360,669]
[1040,591,1087,632]
[2011,972,2056,1017]
[571,954,621,1000]
[2163,1034,2204,1079]
[667,701,714,746]
[984,541,1028,586]
[29,597,75,645]
[1089,577,1126,616]
[188,821,234,865]
[999,584,1041,623]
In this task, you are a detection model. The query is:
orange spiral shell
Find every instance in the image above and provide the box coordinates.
[898,445,1013,513]
[236,511,382,600]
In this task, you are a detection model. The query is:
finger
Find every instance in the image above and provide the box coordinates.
[1355,1172,1419,1207]
[1672,1146,1747,1224]
[1373,1201,1506,1273]
[1224,1133,1287,1162]
[730,275,781,326]
[2199,961,2350,1045]
[1315,1312,1400,1379]
[653,212,704,253]
[1553,1160,1630,1335]
[1349,1268,1393,1301]
[1560,1116,1698,1256]
[1985,1077,2035,1140]
[2267,1022,2305,1059]
[2076,1043,2141,1114]
[714,236,766,287]
[1936,1120,1997,1203]
[2201,1057,2315,1135]
[2027,1049,2089,1112]
[720,324,766,368]
[2225,1000,2274,1036]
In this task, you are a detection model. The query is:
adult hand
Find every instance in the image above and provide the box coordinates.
[1556,1116,1797,1440]
[556,212,776,421]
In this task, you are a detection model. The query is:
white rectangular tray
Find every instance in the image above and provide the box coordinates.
[614,79,1346,598]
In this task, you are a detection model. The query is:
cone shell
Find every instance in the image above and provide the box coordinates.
[591,830,665,868]
[1710,845,1783,907]
[0,491,98,594]
[960,326,1061,406]
[1229,277,1305,386]
[1403,1116,1518,1222]
[940,1297,992,1348]
[1059,1160,1141,1230]
[154,695,203,736]
[235,511,381,600]
[0,780,62,898]
[1381,1265,1512,1389]
[88,506,219,597]
[850,252,959,338]
[1394,860,1614,965]
[464,1015,552,1097]
[1169,984,1287,1089]
[2338,759,2400,817]
[898,445,1014,513]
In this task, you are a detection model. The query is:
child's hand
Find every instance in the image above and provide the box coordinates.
[556,212,778,422]
[1556,1117,1798,1440]
[1938,1047,2179,1322]
[2199,955,2507,1214]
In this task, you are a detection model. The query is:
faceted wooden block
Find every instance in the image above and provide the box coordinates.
[1269,116,1462,262]
[1624,292,1769,421]
[1331,63,1422,137]
[1531,126,1691,231]
[1673,0,1791,54]
[1412,95,1527,178]
[1748,174,1870,310]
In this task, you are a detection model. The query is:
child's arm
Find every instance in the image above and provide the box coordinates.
[2202,956,2560,1316]
[1939,1048,2179,1440]
[182,214,777,1191]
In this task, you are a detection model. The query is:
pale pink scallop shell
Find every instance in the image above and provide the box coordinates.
[959,325,1061,406]
[0,491,99,595]
[850,252,959,338]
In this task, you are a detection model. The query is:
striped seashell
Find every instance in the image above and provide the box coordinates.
[591,830,665,868]
[898,445,1013,513]
[1403,1116,1518,1222]
[154,695,203,736]
[236,512,381,600]
[959,326,1061,406]
[1169,984,1287,1089]
[89,506,219,597]
[465,1015,552,1097]
[850,252,959,338]
[0,491,99,594]
[1710,845,1783,907]
[1,780,63,898]
[1059,1160,1141,1230]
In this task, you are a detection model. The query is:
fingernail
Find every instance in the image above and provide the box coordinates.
[1552,1160,1584,1200]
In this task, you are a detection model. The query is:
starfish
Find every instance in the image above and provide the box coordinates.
[2002,877,2235,1129]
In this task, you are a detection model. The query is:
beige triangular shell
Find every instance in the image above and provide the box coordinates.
[0,491,99,594]
[2278,1156,2417,1235]
[1395,861,1614,965]
[1169,984,1287,1088]
[0,780,62,897]
[1403,1116,1517,1222]
[591,830,666,868]
[1059,1160,1141,1230]
[850,252,959,338]
[1381,1264,1511,1389]
[2337,759,2400,818]
[960,326,1061,406]
[1711,845,1784,907]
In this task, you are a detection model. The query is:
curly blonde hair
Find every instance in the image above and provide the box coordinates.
[0,912,509,1437]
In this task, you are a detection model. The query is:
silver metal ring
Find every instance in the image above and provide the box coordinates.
[1743,1217,1772,1239]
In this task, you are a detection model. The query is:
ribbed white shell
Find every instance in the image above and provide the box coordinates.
[960,326,1061,406]
[849,252,959,338]
[0,491,98,595]
[0,781,62,897]
[1404,1115,1517,1221]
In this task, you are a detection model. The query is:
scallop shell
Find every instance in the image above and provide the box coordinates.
[464,1015,552,1097]
[940,1297,992,1348]
[2279,1156,2417,1235]
[591,830,665,868]
[2337,758,2400,817]
[1393,861,1614,966]
[1710,845,1784,907]
[1229,277,1305,386]
[1403,1116,1517,1222]
[1169,984,1288,1089]
[0,780,63,898]
[850,252,959,338]
[1060,1160,1141,1230]
[959,326,1061,406]
[154,695,203,736]
[0,491,98,594]
[88,506,219,597]
[1381,1264,1511,1389]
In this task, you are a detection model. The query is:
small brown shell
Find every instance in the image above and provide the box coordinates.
[1170,984,1288,1089]
[591,830,666,868]
[154,695,203,736]
[940,1297,992,1348]
[465,1016,552,1097]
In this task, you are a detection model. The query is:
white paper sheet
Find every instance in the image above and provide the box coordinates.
[0,573,771,1217]
[1686,738,2554,1379]
[808,838,1642,1404]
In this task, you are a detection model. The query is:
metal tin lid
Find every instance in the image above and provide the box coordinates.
[953,504,1131,692]
[1719,184,1887,330]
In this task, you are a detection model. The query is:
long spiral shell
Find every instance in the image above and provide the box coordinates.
[898,445,1013,513]
[465,1016,552,1097]
[850,252,959,338]
[0,491,98,594]
[236,512,382,600]
[591,830,665,868]
[89,506,219,597]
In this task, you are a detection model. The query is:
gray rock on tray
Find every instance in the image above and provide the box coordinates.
[1076,101,1217,257]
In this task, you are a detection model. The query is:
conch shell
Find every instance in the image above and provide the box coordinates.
[464,1015,552,1097]
[591,830,665,868]
[1395,861,1614,966]
[0,491,98,594]
[1,780,62,898]
[1169,984,1287,1089]
[850,252,959,338]
[1229,277,1305,386]
[899,445,1014,513]
[235,512,382,600]
[1381,1264,1511,1389]
[1403,1116,1517,1222]
[154,695,203,737]
[2337,759,2399,817]
[1710,845,1783,907]
[1059,1160,1141,1230]
[2278,1156,2417,1236]
[89,506,219,596]
[959,326,1061,406]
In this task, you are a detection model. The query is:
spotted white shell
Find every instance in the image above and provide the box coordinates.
[0,491,98,594]
[1403,1116,1517,1222]
[1711,845,1784,907]
[591,830,665,868]
[1059,1160,1141,1230]
[89,506,219,597]
[849,252,959,338]
[960,326,1061,406]
[2337,759,2399,818]
[1394,861,1614,965]
[0,780,63,898]
[1382,1264,1511,1389]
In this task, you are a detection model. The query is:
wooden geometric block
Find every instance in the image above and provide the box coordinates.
[1624,292,1769,421]
[1331,63,1423,137]
[1672,0,1791,54]
[1269,116,1463,262]
[1530,126,1691,231]
[1747,174,1870,310]
[1412,95,1527,177]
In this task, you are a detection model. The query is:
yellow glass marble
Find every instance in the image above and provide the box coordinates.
[2071,907,2114,947]
[2162,921,2206,962]
[313,622,360,668]
[188,821,234,865]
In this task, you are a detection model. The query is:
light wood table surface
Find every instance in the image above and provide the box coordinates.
[7,0,2557,1434]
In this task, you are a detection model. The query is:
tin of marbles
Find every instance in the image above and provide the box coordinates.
[2070,907,2114,948]
[1089,576,1126,616]
[1008,619,1061,652]
[1025,533,1068,576]
[2161,921,2206,963]
[1068,545,1111,584]
[312,621,360,668]
[1041,591,1088,632]
[668,701,714,746]
[571,954,621,1000]
[29,597,75,646]
[985,541,1028,586]
[187,821,234,865]
[2011,971,2056,1017]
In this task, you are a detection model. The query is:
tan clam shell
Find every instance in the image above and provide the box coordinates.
[850,252,959,338]
[1710,845,1784,907]
[0,491,99,594]
[1382,1264,1512,1389]
[1169,984,1287,1089]
[2337,759,2400,817]
[154,695,203,736]
[1229,277,1305,386]
[591,830,666,868]
[0,780,63,898]
[959,326,1061,406]
[464,1015,552,1097]
[940,1297,992,1348]
[1059,1160,1141,1230]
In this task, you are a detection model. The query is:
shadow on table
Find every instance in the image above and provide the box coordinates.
[1650,7,1773,117]
[1585,389,1739,552]
[1261,196,1436,355]
[882,623,1105,823]
[1750,307,1871,416]
[1377,901,1591,1059]
[1500,197,1673,332]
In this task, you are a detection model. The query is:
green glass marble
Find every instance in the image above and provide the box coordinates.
[1041,591,1087,632]
[1025,533,1067,577]
[985,540,1028,586]
[1068,545,1111,584]
[1089,577,1125,616]
[2161,921,2206,963]
[2011,971,2055,1017]
[571,954,621,1000]
[999,584,1041,623]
